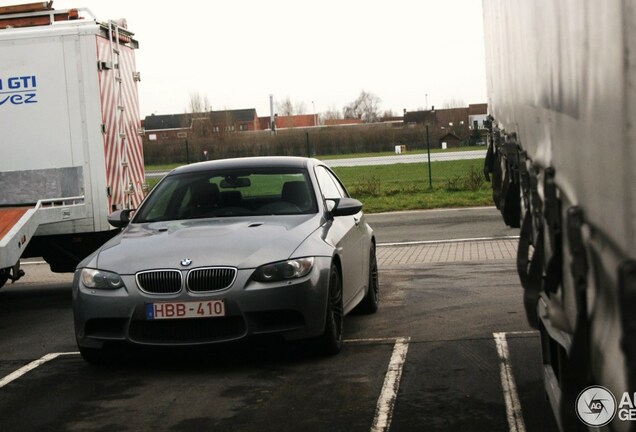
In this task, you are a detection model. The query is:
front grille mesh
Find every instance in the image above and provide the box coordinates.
[136,270,182,294]
[187,267,236,292]
[129,316,246,343]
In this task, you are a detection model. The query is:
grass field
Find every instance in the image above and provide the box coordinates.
[332,159,491,213]
[144,155,492,214]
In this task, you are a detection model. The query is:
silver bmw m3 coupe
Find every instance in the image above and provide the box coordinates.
[73,157,378,362]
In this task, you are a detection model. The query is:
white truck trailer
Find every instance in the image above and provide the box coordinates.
[483,1,636,430]
[0,2,145,288]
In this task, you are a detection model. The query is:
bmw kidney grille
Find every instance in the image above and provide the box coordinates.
[136,270,183,294]
[187,267,237,292]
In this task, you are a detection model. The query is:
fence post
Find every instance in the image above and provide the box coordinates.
[426,125,433,189]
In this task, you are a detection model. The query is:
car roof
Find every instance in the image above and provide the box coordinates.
[168,156,321,176]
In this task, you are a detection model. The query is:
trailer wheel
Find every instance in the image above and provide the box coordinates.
[0,268,9,289]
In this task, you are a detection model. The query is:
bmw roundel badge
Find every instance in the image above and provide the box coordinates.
[180,258,192,267]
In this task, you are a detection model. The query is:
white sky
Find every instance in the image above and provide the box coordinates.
[7,0,487,118]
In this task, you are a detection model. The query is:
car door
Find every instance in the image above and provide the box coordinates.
[315,166,366,308]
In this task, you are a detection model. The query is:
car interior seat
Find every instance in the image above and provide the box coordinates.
[182,180,219,218]
[219,190,243,208]
[281,181,312,210]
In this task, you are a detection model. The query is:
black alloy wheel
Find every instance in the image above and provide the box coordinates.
[357,244,379,314]
[316,263,344,355]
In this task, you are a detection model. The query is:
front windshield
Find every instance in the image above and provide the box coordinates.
[133,167,318,223]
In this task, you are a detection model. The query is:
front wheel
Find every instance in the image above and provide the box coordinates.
[356,245,379,314]
[78,345,109,364]
[315,263,344,356]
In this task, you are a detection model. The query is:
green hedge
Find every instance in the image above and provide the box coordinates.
[143,124,449,165]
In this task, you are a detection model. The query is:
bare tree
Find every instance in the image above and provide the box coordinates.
[343,90,382,123]
[441,98,467,109]
[275,96,308,116]
[381,109,396,120]
[276,96,295,116]
[184,92,213,137]
[294,101,307,115]
[187,91,211,113]
[323,104,342,121]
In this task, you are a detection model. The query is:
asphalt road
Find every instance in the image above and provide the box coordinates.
[145,150,487,178]
[0,207,559,432]
[365,206,518,244]
[326,150,486,167]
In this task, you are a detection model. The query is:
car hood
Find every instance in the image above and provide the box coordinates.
[95,215,323,274]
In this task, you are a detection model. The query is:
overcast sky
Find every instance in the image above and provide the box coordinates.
[8,0,487,118]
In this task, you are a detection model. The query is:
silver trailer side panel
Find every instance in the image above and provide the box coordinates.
[484,0,635,255]
[483,1,636,430]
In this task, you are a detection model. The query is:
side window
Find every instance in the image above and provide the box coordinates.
[136,179,182,221]
[315,166,346,199]
[327,169,349,198]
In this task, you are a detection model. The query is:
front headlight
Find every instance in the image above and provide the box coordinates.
[251,257,314,282]
[80,268,124,290]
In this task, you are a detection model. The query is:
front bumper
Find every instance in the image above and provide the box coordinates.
[73,257,332,349]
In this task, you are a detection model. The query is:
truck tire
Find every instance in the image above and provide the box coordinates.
[0,268,8,289]
[502,183,521,228]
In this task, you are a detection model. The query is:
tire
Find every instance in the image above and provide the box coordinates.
[78,345,108,364]
[502,182,521,228]
[0,268,9,290]
[356,245,379,314]
[316,263,344,356]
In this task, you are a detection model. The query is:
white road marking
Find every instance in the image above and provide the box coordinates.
[378,235,520,248]
[0,352,79,389]
[503,331,538,337]
[344,337,403,345]
[368,206,500,216]
[371,337,410,432]
[493,332,527,432]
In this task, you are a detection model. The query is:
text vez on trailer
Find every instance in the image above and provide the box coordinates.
[0,75,37,105]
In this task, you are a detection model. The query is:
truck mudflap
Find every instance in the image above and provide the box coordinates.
[486,121,611,429]
[517,210,543,329]
[484,119,521,228]
[519,195,594,431]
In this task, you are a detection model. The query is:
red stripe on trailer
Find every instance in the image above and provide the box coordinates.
[96,34,144,212]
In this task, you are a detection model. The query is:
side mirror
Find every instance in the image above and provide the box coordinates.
[108,209,134,228]
[327,197,363,217]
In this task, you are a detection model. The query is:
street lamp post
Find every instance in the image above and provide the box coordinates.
[312,101,317,126]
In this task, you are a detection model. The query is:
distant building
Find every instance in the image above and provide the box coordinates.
[206,109,259,132]
[142,113,190,141]
[257,114,320,131]
[143,109,258,141]
[439,132,462,148]
[435,107,470,139]
[142,103,488,146]
[468,103,488,130]
[403,110,435,125]
[402,103,488,147]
